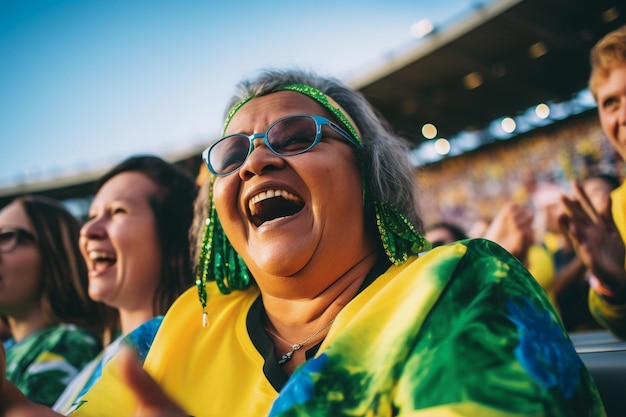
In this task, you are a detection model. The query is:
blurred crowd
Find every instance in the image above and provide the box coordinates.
[419,113,622,229]
[420,107,626,333]
[2,23,626,417]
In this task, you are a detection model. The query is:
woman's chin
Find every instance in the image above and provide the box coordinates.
[87,286,112,305]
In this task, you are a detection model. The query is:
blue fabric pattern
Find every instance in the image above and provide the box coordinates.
[269,353,329,416]
[507,297,581,398]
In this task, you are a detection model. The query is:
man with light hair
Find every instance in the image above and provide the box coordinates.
[560,25,626,339]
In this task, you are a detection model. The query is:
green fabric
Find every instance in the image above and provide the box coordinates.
[4,323,100,407]
[269,239,605,417]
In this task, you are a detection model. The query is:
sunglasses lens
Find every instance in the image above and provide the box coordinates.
[210,135,251,175]
[267,116,317,155]
[207,116,322,176]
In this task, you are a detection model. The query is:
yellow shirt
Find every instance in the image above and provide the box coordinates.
[612,182,626,242]
[526,244,556,306]
[71,240,604,416]
[587,183,626,339]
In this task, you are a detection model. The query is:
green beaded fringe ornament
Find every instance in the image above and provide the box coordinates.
[195,180,251,326]
[195,83,430,325]
[375,201,430,265]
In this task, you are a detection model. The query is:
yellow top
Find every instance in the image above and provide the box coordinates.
[71,240,604,416]
[588,183,626,339]
[527,244,556,306]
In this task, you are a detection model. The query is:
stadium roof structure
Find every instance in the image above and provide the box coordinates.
[0,146,205,209]
[349,0,625,148]
[1,0,624,207]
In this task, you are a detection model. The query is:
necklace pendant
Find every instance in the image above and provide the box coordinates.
[278,350,294,365]
[266,317,336,366]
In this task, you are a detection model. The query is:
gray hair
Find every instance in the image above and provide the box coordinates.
[224,67,425,234]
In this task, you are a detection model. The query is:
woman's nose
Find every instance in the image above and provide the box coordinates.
[238,138,286,180]
[80,216,106,239]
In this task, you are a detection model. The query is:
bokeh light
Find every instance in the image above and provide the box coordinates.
[535,103,550,119]
[433,138,450,155]
[422,123,437,139]
[501,117,516,133]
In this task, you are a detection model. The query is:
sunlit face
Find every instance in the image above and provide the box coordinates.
[212,91,371,291]
[80,172,162,311]
[0,202,41,319]
[596,62,626,160]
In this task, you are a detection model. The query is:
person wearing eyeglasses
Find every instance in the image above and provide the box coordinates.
[0,195,105,407]
[1,68,604,416]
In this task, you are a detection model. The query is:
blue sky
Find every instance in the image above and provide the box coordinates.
[0,0,484,186]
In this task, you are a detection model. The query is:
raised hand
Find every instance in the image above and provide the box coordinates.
[482,202,535,264]
[1,343,188,417]
[117,348,188,417]
[559,181,626,298]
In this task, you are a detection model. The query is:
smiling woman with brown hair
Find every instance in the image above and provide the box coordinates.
[51,155,197,414]
[2,68,605,417]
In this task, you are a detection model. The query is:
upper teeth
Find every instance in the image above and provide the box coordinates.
[88,251,113,260]
[248,189,301,213]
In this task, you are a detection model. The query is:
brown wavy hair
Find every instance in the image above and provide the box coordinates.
[96,155,198,316]
[9,195,108,340]
[589,25,626,99]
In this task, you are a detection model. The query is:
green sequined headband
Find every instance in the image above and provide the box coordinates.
[195,83,429,326]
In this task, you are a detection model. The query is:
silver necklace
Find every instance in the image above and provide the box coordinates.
[265,319,335,365]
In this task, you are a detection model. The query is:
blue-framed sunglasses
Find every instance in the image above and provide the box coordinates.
[202,114,361,176]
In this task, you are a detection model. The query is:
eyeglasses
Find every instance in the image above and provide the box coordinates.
[0,227,36,253]
[202,114,360,176]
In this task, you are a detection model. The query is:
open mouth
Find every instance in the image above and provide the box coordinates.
[88,250,117,274]
[248,189,305,227]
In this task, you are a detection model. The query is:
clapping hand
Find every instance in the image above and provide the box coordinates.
[483,202,535,265]
[0,343,187,417]
[117,347,188,417]
[559,181,626,298]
